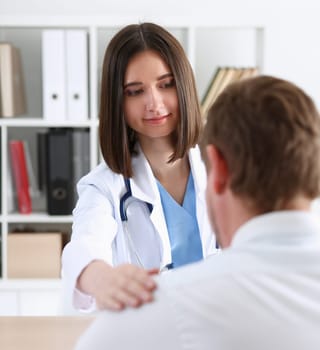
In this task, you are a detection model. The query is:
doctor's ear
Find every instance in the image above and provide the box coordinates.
[206,145,229,194]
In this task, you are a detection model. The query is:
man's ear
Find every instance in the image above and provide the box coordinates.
[206,145,229,194]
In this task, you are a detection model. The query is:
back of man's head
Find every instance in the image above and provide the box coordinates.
[201,75,320,213]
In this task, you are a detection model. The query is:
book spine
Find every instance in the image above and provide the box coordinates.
[0,43,26,117]
[9,140,32,214]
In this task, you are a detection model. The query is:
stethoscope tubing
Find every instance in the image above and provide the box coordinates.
[119,178,173,271]
[120,178,153,221]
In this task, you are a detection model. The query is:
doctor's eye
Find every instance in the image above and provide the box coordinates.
[159,78,175,89]
[124,88,144,97]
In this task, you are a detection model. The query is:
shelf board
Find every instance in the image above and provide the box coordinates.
[0,279,62,289]
[5,213,73,223]
[0,118,95,128]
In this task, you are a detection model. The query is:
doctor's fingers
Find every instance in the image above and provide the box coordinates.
[95,265,157,310]
[147,268,160,275]
[116,264,157,290]
[114,267,157,305]
[113,286,151,309]
[98,280,154,311]
[96,294,125,311]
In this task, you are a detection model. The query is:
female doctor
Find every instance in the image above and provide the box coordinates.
[62,22,217,313]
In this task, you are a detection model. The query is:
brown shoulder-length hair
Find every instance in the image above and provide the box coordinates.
[201,75,320,213]
[99,22,202,178]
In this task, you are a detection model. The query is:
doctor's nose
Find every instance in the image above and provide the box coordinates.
[145,88,164,113]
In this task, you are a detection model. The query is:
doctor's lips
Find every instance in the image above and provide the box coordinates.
[143,113,172,124]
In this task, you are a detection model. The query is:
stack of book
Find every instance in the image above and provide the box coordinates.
[0,42,26,118]
[201,67,259,120]
[37,128,90,215]
[9,128,90,215]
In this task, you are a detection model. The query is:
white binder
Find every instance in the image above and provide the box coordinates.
[66,30,88,121]
[42,30,67,121]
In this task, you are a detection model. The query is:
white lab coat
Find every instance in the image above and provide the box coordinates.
[61,145,216,311]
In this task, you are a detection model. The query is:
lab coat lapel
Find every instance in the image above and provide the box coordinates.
[130,148,158,204]
[189,146,216,256]
[128,144,215,265]
[130,147,172,267]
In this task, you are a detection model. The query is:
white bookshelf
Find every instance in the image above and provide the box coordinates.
[0,279,62,315]
[0,15,264,315]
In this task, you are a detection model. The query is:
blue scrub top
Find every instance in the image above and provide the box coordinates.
[157,173,203,268]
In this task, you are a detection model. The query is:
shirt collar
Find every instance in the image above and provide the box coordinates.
[231,210,320,248]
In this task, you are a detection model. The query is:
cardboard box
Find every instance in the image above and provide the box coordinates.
[7,232,62,278]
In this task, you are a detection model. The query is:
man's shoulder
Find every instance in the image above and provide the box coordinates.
[75,284,182,350]
[157,248,273,296]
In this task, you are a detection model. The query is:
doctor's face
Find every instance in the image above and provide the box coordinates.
[123,50,179,142]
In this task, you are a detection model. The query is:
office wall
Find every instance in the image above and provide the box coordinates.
[0,0,319,17]
[1,0,320,106]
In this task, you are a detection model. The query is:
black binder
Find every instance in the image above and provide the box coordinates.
[37,132,47,193]
[46,128,74,215]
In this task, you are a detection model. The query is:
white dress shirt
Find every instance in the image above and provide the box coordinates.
[75,211,320,350]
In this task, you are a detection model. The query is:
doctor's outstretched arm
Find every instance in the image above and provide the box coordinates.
[77,260,158,311]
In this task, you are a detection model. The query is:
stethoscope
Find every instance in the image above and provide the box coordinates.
[120,178,153,221]
[119,178,164,270]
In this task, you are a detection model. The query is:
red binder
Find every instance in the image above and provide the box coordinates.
[9,140,32,214]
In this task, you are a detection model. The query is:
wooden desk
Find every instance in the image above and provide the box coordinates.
[0,316,94,350]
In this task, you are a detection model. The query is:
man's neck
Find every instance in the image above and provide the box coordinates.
[220,194,312,248]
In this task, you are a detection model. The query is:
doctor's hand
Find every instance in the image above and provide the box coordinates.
[77,260,158,311]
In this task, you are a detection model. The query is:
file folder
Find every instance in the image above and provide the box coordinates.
[42,30,67,121]
[72,129,90,204]
[46,129,74,215]
[37,132,47,193]
[66,30,89,121]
